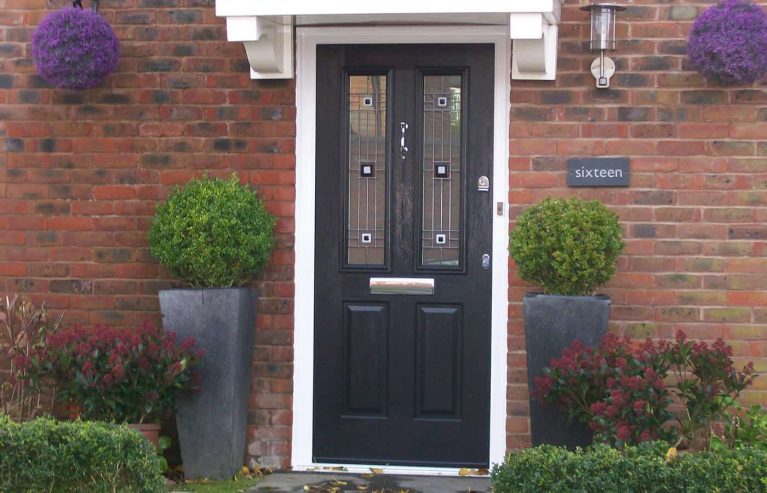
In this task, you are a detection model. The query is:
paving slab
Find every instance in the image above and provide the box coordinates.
[248,472,489,493]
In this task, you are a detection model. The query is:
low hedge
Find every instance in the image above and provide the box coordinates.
[0,416,165,492]
[491,442,767,493]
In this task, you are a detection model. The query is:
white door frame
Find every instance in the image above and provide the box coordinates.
[292,25,510,475]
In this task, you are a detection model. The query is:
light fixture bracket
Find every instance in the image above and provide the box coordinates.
[591,55,615,88]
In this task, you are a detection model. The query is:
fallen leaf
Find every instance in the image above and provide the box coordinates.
[665,447,678,463]
[370,467,384,475]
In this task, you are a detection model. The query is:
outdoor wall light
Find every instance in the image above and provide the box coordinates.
[581,3,625,89]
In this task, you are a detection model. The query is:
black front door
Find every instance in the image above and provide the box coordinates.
[314,44,494,467]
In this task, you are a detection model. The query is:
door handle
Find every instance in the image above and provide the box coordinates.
[399,122,408,160]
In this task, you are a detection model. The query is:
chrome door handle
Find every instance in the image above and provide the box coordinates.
[399,122,408,159]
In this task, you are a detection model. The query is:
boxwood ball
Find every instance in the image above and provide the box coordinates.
[509,197,624,297]
[150,175,276,288]
[32,7,120,90]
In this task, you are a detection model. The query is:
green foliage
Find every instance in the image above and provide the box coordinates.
[712,404,767,451]
[0,296,62,421]
[509,197,624,296]
[491,442,767,493]
[0,416,165,492]
[156,435,172,473]
[150,175,276,288]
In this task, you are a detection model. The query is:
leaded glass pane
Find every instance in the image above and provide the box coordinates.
[421,75,462,267]
[347,75,387,266]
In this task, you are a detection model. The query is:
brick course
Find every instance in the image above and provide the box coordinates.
[0,0,295,468]
[506,0,767,448]
[0,0,765,468]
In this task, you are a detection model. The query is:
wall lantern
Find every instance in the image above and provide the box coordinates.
[581,3,625,89]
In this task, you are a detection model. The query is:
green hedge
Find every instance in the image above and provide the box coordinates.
[491,442,767,493]
[0,417,165,493]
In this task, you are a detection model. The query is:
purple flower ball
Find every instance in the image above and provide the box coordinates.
[32,7,120,90]
[688,0,767,85]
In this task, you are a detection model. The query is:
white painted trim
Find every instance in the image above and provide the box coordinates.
[217,1,561,80]
[226,16,294,79]
[295,464,488,477]
[292,25,510,475]
[217,0,559,17]
[511,23,559,80]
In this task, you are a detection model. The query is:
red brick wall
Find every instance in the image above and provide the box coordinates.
[507,1,767,449]
[0,0,295,468]
[1,0,765,469]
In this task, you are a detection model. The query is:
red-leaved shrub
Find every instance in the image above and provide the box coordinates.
[536,331,755,448]
[25,322,203,424]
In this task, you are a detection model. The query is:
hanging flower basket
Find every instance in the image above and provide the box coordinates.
[32,7,120,90]
[687,0,767,85]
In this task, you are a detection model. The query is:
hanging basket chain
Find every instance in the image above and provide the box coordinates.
[72,0,100,12]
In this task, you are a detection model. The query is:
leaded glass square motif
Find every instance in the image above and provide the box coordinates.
[421,75,462,268]
[347,75,387,266]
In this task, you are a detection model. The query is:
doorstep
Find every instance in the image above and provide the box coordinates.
[248,472,490,493]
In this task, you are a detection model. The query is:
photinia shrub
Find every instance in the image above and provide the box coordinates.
[24,323,203,424]
[150,175,276,288]
[535,331,756,448]
[535,333,675,446]
[688,0,767,85]
[31,7,120,90]
[665,331,756,444]
[509,197,624,296]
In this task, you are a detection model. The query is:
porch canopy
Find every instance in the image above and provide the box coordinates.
[216,0,564,80]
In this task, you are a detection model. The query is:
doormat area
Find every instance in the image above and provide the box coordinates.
[248,472,489,493]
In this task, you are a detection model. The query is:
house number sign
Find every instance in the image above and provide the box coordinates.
[567,157,630,187]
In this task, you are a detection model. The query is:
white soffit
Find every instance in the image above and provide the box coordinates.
[217,0,563,80]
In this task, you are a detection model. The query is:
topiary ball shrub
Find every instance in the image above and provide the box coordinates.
[150,175,276,288]
[31,7,120,90]
[688,0,767,85]
[509,197,624,296]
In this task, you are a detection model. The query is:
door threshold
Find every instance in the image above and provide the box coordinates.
[292,463,490,477]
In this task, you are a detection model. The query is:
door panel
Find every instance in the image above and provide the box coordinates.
[415,304,462,418]
[343,303,389,416]
[314,44,494,467]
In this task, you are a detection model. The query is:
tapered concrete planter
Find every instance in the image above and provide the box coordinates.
[159,288,257,480]
[524,293,610,449]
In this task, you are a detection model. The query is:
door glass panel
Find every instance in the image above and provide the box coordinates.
[347,75,387,266]
[421,75,462,268]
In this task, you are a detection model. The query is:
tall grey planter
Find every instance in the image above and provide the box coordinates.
[524,293,610,449]
[159,288,257,480]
